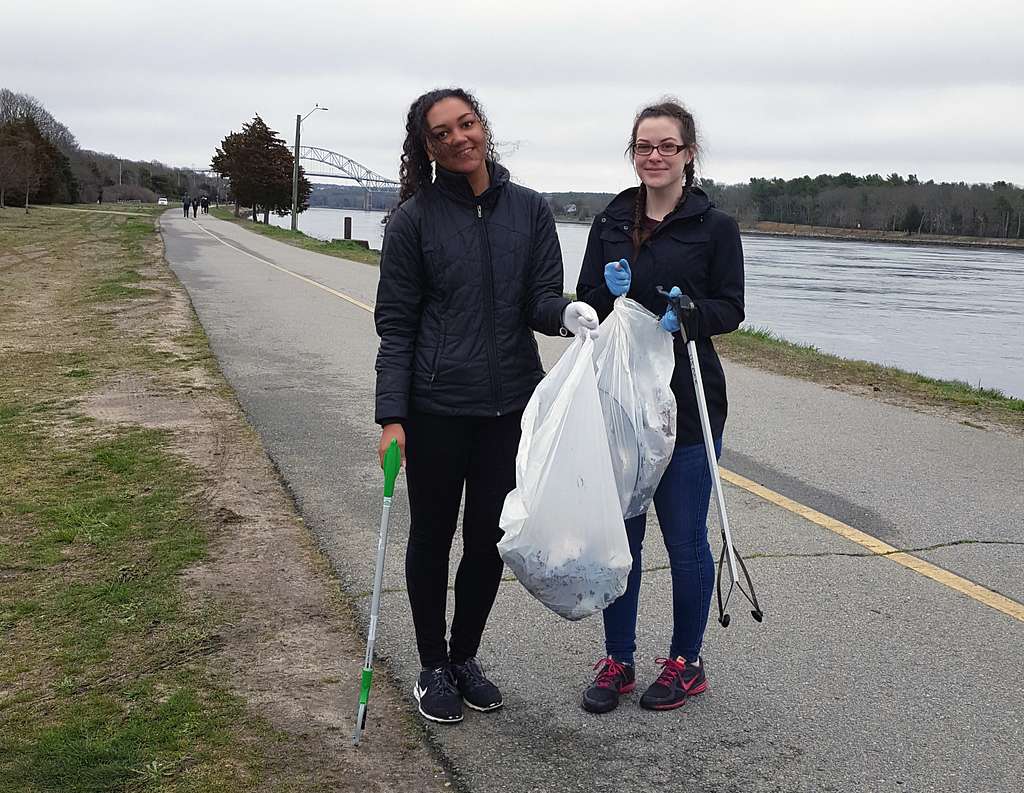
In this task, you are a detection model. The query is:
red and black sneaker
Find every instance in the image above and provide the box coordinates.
[581,657,636,714]
[639,656,707,711]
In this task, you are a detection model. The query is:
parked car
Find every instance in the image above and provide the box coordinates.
[157,196,168,205]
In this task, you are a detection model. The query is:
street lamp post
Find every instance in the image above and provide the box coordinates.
[291,104,327,231]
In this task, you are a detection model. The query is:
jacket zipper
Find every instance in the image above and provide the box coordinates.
[477,204,503,414]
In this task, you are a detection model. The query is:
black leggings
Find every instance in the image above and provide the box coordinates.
[404,409,522,669]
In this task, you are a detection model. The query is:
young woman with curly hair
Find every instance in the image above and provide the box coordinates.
[374,87,599,724]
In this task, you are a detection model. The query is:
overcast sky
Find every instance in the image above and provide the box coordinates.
[4,0,1023,192]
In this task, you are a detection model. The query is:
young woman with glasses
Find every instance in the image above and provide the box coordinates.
[575,98,745,713]
[374,87,599,724]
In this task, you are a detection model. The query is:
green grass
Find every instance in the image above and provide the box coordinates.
[49,203,168,218]
[0,208,272,792]
[717,325,1024,421]
[0,419,264,791]
[209,206,382,266]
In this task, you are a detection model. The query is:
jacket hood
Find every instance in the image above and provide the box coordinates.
[433,160,510,207]
[601,184,712,224]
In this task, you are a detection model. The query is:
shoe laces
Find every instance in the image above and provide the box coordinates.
[652,657,687,688]
[428,666,458,696]
[592,657,629,689]
[454,657,487,685]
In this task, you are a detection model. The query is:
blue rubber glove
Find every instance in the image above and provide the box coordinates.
[604,258,631,297]
[660,286,683,334]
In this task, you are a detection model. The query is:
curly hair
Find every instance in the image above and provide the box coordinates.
[398,88,498,205]
[625,98,699,255]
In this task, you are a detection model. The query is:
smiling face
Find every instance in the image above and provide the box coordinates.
[633,116,693,191]
[425,97,488,178]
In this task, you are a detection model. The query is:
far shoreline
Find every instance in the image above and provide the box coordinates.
[739,222,1024,252]
[302,205,1024,252]
[543,216,1024,251]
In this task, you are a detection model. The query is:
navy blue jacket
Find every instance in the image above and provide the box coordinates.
[374,162,569,424]
[576,186,745,444]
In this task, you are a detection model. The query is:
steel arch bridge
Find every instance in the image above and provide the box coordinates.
[298,146,399,194]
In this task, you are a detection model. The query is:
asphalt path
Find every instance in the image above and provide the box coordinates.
[161,211,1023,793]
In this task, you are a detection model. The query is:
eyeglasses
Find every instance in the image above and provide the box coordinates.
[631,142,688,157]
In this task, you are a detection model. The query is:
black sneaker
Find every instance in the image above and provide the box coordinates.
[413,666,464,723]
[451,657,503,712]
[639,656,707,711]
[582,657,636,714]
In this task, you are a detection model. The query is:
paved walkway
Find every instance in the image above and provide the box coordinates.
[162,211,1023,793]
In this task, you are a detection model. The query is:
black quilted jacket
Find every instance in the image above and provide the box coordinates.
[374,162,570,424]
[577,186,745,445]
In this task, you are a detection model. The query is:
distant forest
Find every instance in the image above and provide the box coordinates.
[0,88,218,208]
[545,175,1024,239]
[705,174,1024,239]
[314,179,1024,240]
[309,184,398,211]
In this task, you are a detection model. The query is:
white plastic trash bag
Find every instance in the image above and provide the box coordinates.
[498,334,631,621]
[592,298,677,519]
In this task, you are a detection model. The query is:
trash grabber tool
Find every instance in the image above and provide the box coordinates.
[656,286,764,627]
[352,438,402,746]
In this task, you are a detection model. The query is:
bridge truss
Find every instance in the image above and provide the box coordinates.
[298,146,399,194]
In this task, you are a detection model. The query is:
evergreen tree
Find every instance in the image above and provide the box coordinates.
[212,115,310,222]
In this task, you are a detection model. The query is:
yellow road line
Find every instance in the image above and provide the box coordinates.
[187,214,1024,624]
[720,468,1024,623]
[188,219,375,313]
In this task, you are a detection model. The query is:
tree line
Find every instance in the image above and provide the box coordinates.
[0,90,77,209]
[0,88,220,208]
[703,173,1024,239]
[540,175,1024,240]
[308,184,397,211]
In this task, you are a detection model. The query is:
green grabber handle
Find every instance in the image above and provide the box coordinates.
[382,438,401,498]
[353,438,402,746]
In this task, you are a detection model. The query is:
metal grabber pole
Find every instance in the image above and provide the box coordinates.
[656,287,763,627]
[352,438,402,746]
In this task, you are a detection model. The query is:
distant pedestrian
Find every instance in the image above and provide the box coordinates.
[373,87,597,725]
[191,198,199,218]
[182,196,190,217]
[576,97,745,715]
[201,195,209,214]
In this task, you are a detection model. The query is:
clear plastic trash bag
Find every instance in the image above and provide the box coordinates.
[592,298,677,519]
[498,334,631,621]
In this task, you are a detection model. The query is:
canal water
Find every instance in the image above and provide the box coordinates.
[273,207,1024,398]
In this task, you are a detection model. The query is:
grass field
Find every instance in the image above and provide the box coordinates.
[0,206,271,792]
[716,326,1023,429]
[208,206,381,265]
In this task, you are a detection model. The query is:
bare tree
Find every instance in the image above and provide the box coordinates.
[0,88,77,153]
[0,143,20,208]
[18,140,42,213]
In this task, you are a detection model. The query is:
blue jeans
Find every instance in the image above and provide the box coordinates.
[603,437,721,665]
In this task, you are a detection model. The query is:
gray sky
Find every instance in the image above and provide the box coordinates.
[4,0,1023,192]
